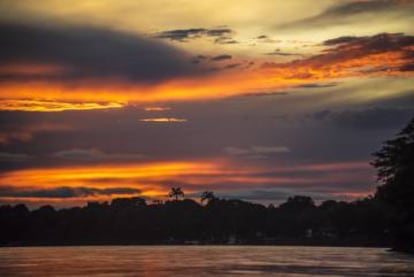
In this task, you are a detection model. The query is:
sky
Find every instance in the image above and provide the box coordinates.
[0,0,413,208]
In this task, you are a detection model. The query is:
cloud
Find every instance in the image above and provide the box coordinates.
[0,186,141,198]
[224,145,290,157]
[144,106,171,112]
[279,0,414,30]
[52,149,146,161]
[155,27,233,42]
[213,37,238,44]
[265,49,303,57]
[308,107,414,130]
[0,122,73,144]
[0,22,208,84]
[211,54,232,61]
[294,82,338,89]
[223,63,241,69]
[216,188,332,202]
[0,152,31,162]
[0,99,124,112]
[256,35,281,44]
[262,33,414,79]
[139,118,187,123]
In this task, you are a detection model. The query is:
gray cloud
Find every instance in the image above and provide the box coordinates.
[279,0,414,30]
[52,148,146,161]
[214,36,238,44]
[265,49,303,57]
[224,145,290,158]
[0,186,141,198]
[294,82,338,89]
[309,107,414,130]
[0,152,31,162]
[154,27,233,42]
[211,54,232,61]
[0,22,209,83]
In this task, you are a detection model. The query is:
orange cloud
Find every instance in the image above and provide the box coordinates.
[139,118,187,123]
[144,106,171,111]
[0,160,373,205]
[0,33,412,111]
[0,99,124,112]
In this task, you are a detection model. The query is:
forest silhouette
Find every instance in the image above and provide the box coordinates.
[0,117,413,253]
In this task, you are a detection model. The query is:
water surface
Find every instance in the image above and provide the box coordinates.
[0,246,413,276]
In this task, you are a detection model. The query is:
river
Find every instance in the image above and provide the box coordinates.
[0,246,413,276]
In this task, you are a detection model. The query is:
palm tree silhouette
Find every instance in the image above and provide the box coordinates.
[169,187,184,201]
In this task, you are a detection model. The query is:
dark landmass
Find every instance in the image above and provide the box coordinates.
[1,117,413,254]
[0,195,391,247]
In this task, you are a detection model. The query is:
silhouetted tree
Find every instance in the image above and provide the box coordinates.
[372,117,414,253]
[111,197,146,208]
[279,196,315,211]
[201,191,216,204]
[0,195,390,246]
[169,187,184,201]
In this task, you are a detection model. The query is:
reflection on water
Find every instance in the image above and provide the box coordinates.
[0,246,413,276]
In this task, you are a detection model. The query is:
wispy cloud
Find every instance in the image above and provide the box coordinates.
[139,118,187,123]
[52,149,146,161]
[154,27,233,42]
[0,99,124,112]
[0,186,141,198]
[0,152,31,162]
[144,106,171,112]
[224,145,290,156]
[0,122,72,144]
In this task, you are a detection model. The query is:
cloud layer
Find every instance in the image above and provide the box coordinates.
[1,23,208,83]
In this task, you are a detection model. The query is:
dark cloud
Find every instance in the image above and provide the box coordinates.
[191,55,209,64]
[279,0,414,29]
[238,91,289,97]
[224,145,290,157]
[368,91,414,108]
[217,189,331,202]
[155,27,233,42]
[223,63,241,69]
[322,0,411,17]
[154,28,207,41]
[265,49,303,57]
[294,82,338,89]
[0,186,141,198]
[0,22,209,83]
[52,148,145,161]
[211,54,232,61]
[256,35,281,44]
[262,33,414,75]
[324,36,365,46]
[0,152,31,162]
[214,36,238,44]
[309,107,414,130]
[205,28,233,37]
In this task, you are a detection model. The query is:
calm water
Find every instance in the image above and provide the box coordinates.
[0,246,413,276]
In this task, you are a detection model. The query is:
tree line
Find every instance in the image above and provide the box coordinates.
[0,192,391,247]
[0,117,413,252]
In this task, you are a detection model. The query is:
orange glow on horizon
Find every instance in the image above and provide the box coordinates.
[0,160,373,205]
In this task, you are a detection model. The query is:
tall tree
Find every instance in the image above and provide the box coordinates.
[169,187,185,201]
[372,117,414,253]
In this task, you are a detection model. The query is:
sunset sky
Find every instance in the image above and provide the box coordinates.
[0,0,413,207]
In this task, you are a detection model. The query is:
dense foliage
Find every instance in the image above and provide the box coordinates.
[373,117,414,253]
[0,195,390,246]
